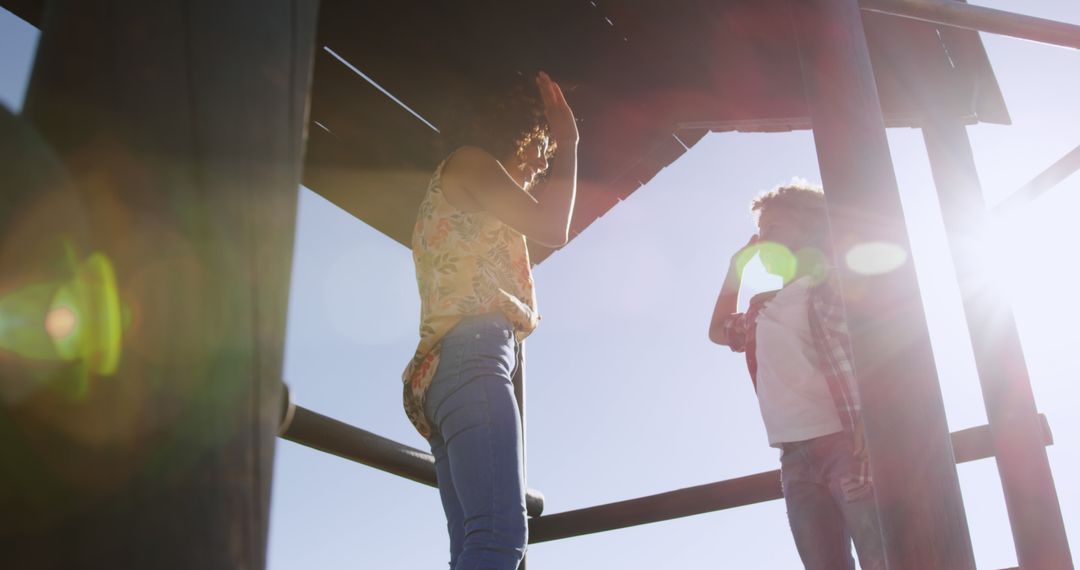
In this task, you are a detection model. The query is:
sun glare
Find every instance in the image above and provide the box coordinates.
[845,241,909,276]
[988,198,1079,302]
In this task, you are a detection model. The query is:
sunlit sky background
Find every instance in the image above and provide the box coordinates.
[2,3,1078,568]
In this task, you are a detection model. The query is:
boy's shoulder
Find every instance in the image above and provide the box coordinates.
[747,289,781,312]
[747,275,833,315]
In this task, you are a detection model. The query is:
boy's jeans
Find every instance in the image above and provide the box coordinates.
[424,313,527,570]
[781,431,886,570]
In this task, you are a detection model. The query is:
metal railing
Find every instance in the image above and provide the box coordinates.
[278,384,1051,545]
[528,416,1052,543]
[278,385,545,517]
[996,143,1080,214]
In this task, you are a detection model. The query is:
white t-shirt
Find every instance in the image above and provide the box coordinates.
[754,277,843,447]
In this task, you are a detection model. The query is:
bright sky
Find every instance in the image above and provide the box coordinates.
[2,3,1078,569]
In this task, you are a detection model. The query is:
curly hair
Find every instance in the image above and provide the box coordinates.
[751,180,830,246]
[440,73,557,166]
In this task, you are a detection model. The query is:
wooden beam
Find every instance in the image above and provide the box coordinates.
[923,117,1073,570]
[790,0,976,567]
[860,0,1080,50]
[5,2,319,568]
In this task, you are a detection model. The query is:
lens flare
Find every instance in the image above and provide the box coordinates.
[74,252,122,376]
[0,245,122,384]
[757,241,798,284]
[45,305,77,340]
[0,282,62,360]
[845,242,908,276]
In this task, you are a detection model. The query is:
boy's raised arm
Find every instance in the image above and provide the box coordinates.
[709,235,758,347]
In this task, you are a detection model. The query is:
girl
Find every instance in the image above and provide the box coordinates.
[402,71,578,570]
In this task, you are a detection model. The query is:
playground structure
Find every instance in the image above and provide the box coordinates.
[1,1,1078,568]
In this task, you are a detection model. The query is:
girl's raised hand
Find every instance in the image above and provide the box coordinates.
[537,71,578,146]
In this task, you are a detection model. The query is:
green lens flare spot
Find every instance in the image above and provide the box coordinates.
[53,250,123,376]
[757,241,798,284]
[0,244,122,379]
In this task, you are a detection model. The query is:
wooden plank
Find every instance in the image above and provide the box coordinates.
[861,0,1080,51]
[790,0,977,567]
[924,118,1073,570]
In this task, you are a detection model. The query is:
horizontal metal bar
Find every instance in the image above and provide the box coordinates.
[529,470,779,544]
[279,397,545,517]
[995,142,1080,214]
[528,415,1052,544]
[860,0,1080,50]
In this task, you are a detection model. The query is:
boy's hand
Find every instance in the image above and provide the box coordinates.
[730,234,760,274]
[853,418,868,460]
[710,235,757,346]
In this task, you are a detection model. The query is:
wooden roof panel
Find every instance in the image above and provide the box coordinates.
[1,0,1009,262]
[300,1,1007,260]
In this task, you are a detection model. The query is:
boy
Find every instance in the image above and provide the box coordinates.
[709,182,885,570]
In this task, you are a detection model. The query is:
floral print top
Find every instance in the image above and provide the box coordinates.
[402,154,539,438]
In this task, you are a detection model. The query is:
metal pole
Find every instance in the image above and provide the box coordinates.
[922,118,1074,570]
[514,342,528,570]
[7,2,319,568]
[279,402,547,518]
[789,0,977,567]
[860,0,1080,51]
[514,342,528,473]
[996,143,1080,214]
[528,419,1051,543]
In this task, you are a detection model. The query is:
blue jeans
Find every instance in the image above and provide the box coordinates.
[781,432,886,570]
[424,313,527,570]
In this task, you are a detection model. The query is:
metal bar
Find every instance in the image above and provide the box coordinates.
[528,418,1053,543]
[790,0,977,567]
[859,0,1080,50]
[923,118,1073,569]
[996,143,1080,214]
[514,343,528,570]
[279,402,545,518]
[951,414,1053,464]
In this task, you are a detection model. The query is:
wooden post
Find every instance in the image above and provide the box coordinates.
[789,0,977,567]
[3,1,318,568]
[922,118,1074,570]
